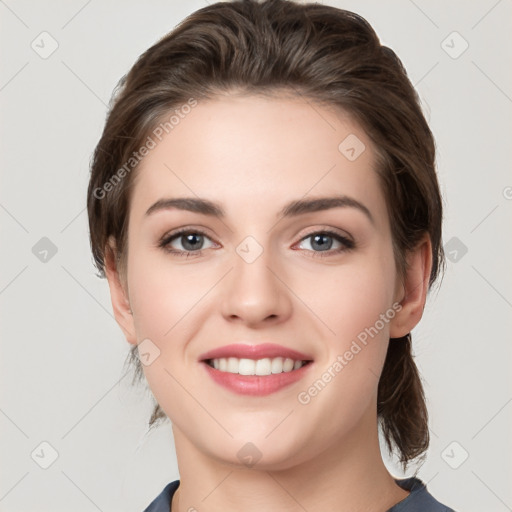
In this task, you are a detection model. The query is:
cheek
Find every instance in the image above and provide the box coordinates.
[301,249,397,396]
[127,248,207,338]
[293,265,396,441]
[126,253,201,418]
[126,249,218,395]
[300,252,397,344]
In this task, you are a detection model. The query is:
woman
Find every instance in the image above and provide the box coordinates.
[87,0,455,510]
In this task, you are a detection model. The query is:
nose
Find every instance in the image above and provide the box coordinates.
[220,244,293,327]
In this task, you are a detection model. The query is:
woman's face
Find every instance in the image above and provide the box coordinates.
[115,94,408,469]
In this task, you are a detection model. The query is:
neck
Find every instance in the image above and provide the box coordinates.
[170,410,409,512]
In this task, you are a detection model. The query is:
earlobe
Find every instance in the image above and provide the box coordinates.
[104,237,137,345]
[389,235,433,339]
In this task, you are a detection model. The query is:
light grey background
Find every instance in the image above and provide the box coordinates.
[1,1,511,511]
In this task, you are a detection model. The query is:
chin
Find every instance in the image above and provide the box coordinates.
[201,429,313,472]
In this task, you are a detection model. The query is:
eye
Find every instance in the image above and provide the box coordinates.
[158,228,216,257]
[158,227,355,259]
[295,229,355,258]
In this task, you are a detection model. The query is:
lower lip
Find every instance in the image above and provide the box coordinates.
[201,361,312,396]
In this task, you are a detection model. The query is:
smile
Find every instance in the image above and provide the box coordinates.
[207,357,308,375]
[207,357,308,376]
[199,343,314,395]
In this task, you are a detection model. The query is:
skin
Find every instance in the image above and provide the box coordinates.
[105,93,432,512]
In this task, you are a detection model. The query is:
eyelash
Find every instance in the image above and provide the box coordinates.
[158,227,355,259]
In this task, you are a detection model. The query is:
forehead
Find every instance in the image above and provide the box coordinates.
[130,94,387,224]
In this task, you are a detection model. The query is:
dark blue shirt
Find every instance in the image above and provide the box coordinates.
[142,477,456,511]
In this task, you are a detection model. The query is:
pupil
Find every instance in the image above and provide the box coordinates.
[312,234,332,251]
[183,233,202,251]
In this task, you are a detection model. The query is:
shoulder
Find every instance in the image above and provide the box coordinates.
[388,477,457,512]
[142,480,180,512]
[142,477,457,512]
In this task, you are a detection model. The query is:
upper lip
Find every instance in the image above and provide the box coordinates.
[199,343,313,361]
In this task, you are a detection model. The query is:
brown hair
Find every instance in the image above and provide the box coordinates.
[87,0,444,467]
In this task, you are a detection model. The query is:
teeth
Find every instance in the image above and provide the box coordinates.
[283,358,294,372]
[256,358,271,375]
[271,357,284,374]
[209,357,305,376]
[227,357,239,373]
[238,358,255,375]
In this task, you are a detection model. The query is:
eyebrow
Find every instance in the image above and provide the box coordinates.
[145,195,374,224]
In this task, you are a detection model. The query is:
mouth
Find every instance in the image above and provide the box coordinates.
[199,343,314,396]
[204,357,312,376]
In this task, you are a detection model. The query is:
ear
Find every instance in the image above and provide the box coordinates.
[389,235,433,338]
[104,237,137,345]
